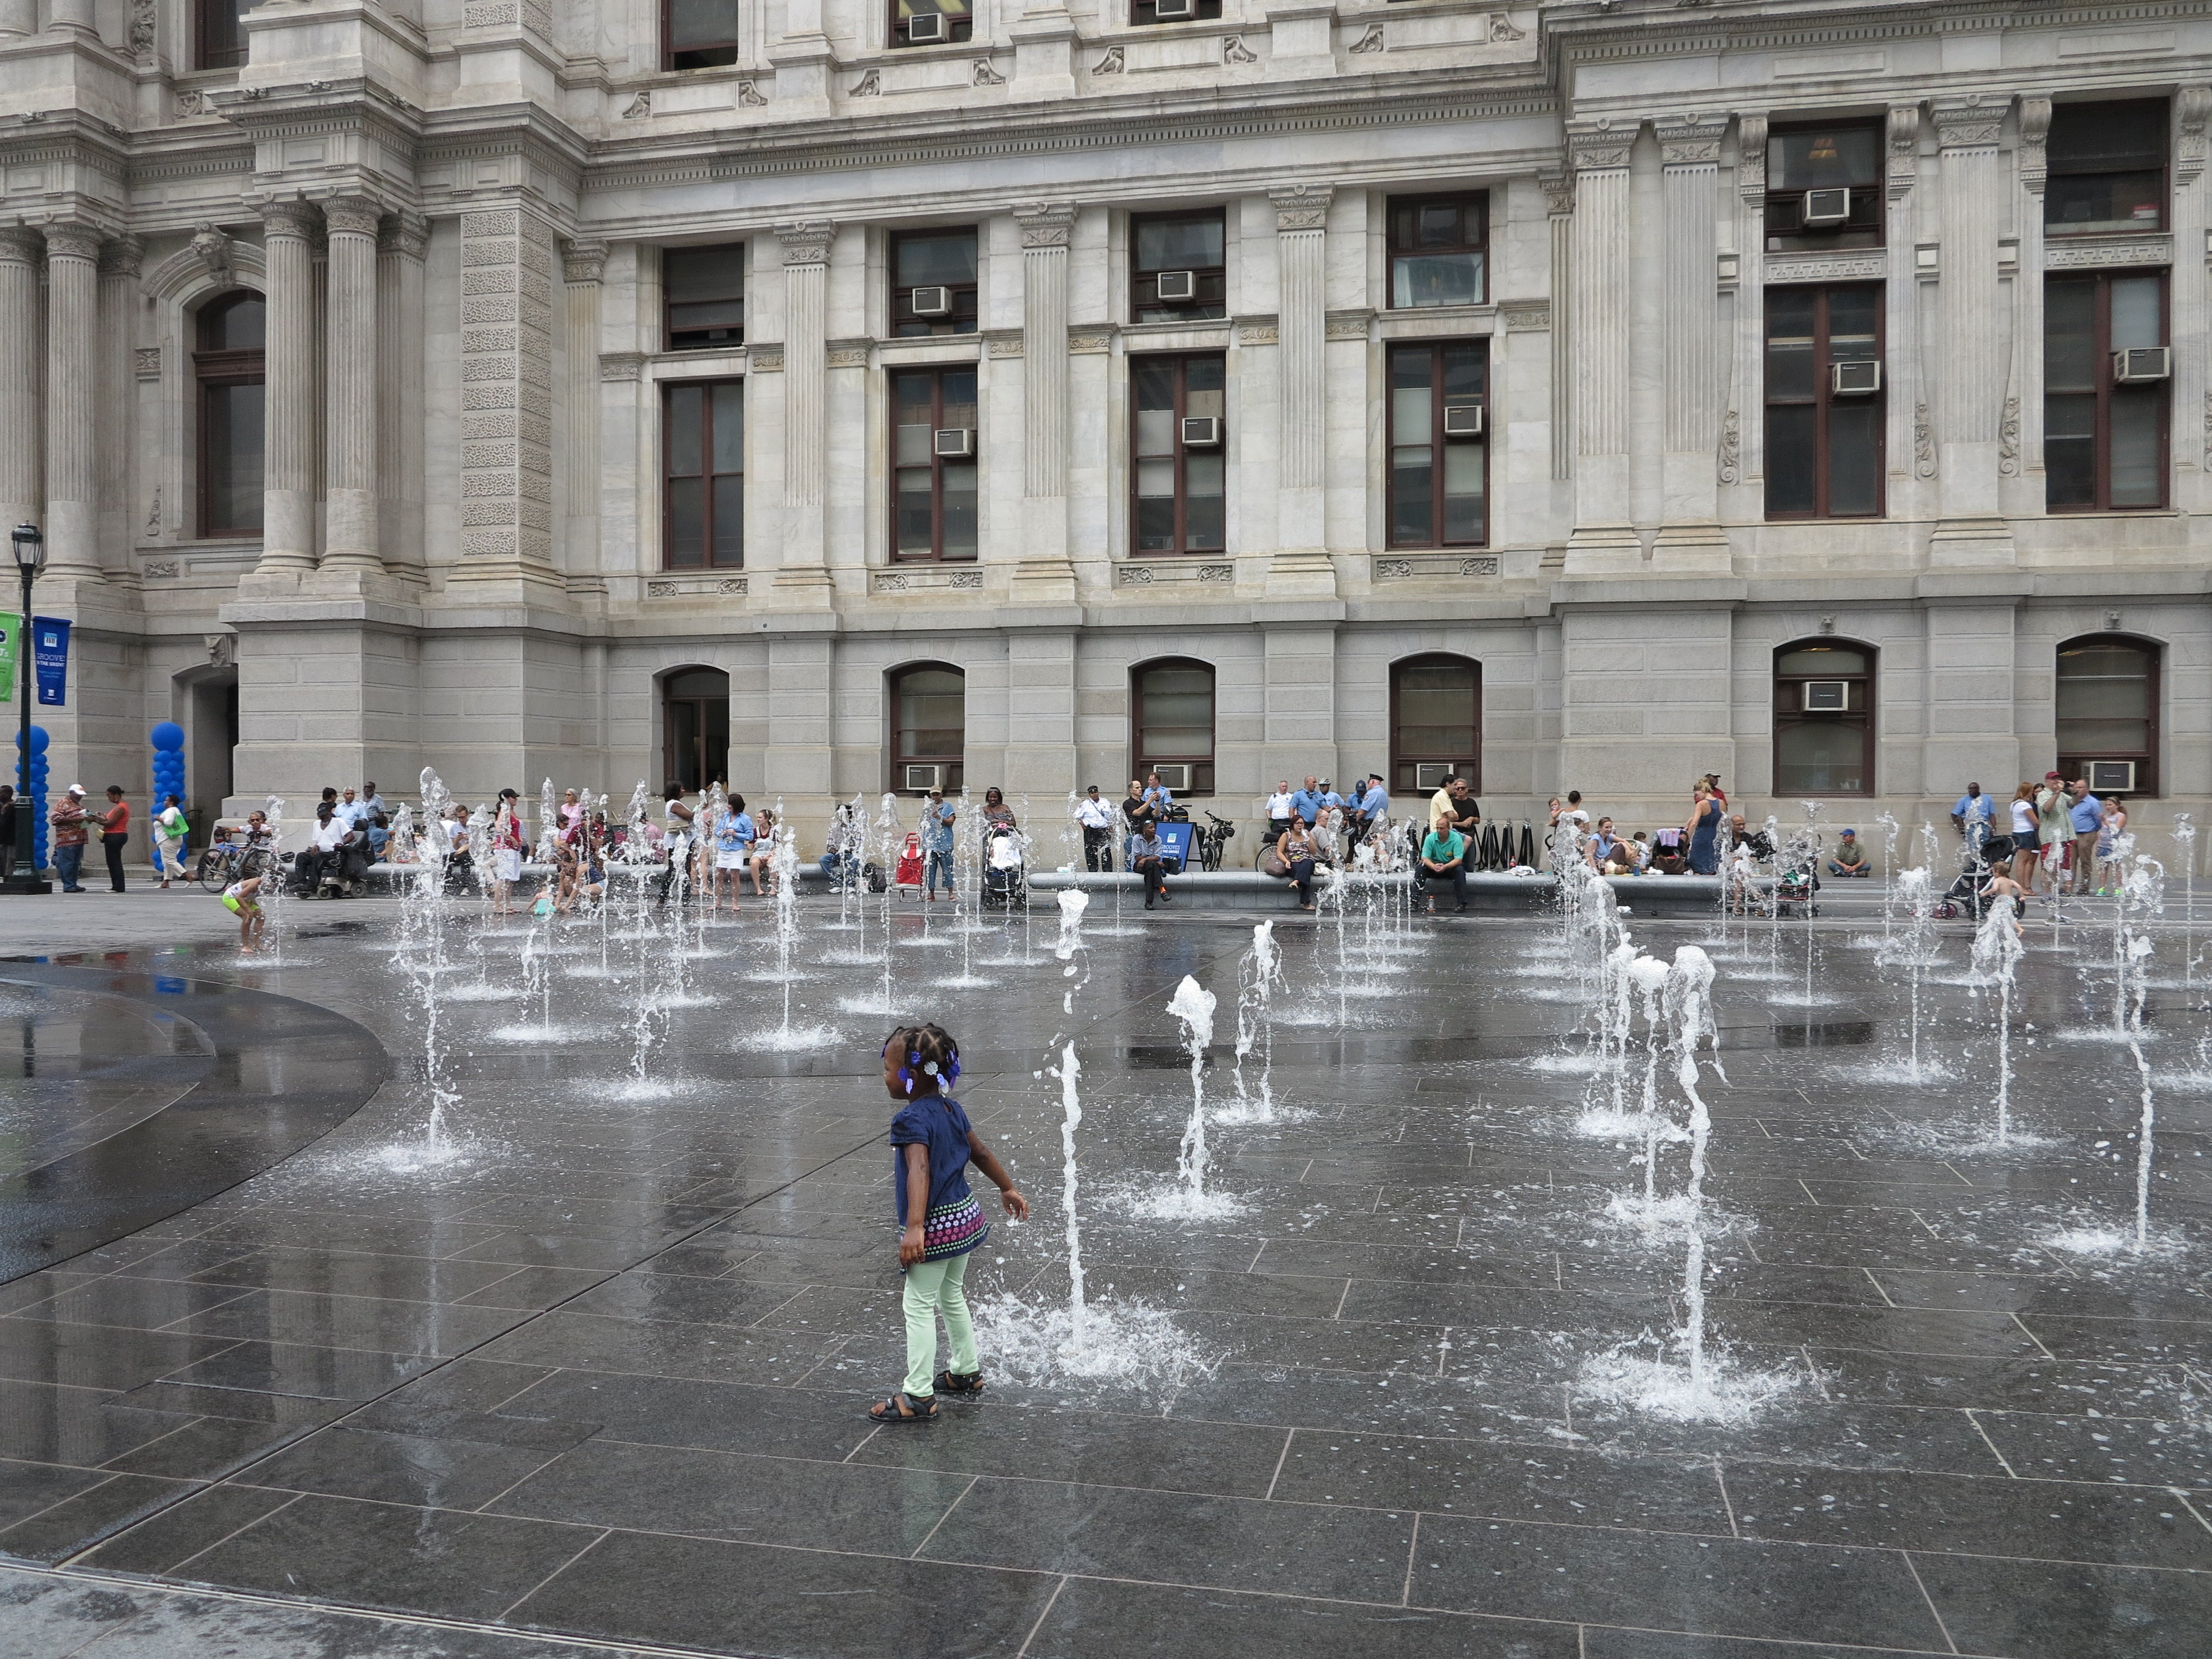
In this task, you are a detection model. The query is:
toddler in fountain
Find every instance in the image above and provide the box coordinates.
[1979,867,2029,938]
[870,1023,1029,1425]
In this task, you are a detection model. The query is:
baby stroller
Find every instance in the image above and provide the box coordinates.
[1773,859,1821,919]
[981,825,1028,909]
[892,833,924,900]
[1933,833,2014,920]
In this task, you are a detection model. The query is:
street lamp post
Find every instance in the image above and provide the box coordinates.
[7,524,47,895]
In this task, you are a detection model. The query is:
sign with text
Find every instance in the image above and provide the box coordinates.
[33,617,68,708]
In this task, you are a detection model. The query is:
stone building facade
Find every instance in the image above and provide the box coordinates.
[0,0,2205,849]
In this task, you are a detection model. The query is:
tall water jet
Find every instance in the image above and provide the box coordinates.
[1227,921,1284,1121]
[1666,947,1721,1393]
[1894,866,1937,1081]
[2120,857,2163,1251]
[1970,896,2024,1144]
[1167,974,1217,1202]
[2174,813,2198,999]
[1053,1040,1089,1351]
[1874,811,1900,955]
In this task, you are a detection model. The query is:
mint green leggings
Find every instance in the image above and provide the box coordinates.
[902,1252,977,1399]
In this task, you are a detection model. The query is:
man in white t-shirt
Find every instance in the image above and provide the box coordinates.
[1264,780,1294,846]
[1074,785,1116,872]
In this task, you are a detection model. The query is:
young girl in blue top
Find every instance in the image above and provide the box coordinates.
[710,794,753,915]
[870,1023,1029,1424]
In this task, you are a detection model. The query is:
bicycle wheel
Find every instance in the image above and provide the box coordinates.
[197,849,231,894]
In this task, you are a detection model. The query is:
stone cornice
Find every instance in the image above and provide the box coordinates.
[2044,233,2172,268]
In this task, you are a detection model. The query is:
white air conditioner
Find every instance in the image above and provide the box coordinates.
[1415,763,1454,790]
[1151,764,1192,792]
[1802,187,1852,226]
[910,284,951,316]
[1154,0,1195,18]
[905,11,947,41]
[2114,346,2171,383]
[933,427,975,458]
[1442,402,1484,439]
[1180,415,1221,447]
[903,764,943,791]
[1154,269,1198,303]
[1831,359,1882,396]
[2087,760,2137,793]
[1801,680,1850,713]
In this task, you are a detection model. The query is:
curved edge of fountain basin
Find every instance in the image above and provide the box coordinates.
[0,959,390,1283]
[1025,870,1726,914]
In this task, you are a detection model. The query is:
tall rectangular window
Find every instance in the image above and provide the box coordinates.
[196,294,265,538]
[2046,101,2167,236]
[891,0,972,46]
[893,368,978,562]
[1765,285,1883,520]
[663,0,740,69]
[890,230,979,337]
[663,245,745,352]
[1131,213,1225,323]
[664,380,744,569]
[1388,196,1487,310]
[196,0,251,68]
[1765,125,1883,252]
[1132,354,1225,555]
[2046,271,2168,512]
[1387,341,1487,547]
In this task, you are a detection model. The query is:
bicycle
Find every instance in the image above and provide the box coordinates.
[1194,811,1235,873]
[196,841,274,894]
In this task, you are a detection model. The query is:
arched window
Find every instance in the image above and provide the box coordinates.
[2057,634,2160,796]
[1132,659,1215,796]
[1390,654,1481,794]
[890,663,965,794]
[662,667,729,794]
[1773,640,1875,795]
[195,292,265,539]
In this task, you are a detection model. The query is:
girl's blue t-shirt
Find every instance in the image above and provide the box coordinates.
[717,812,754,853]
[888,1094,976,1226]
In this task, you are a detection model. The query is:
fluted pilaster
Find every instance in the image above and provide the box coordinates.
[41,221,102,583]
[258,200,320,574]
[774,221,832,593]
[1654,118,1729,565]
[98,234,143,588]
[321,196,383,576]
[1934,100,2007,526]
[0,229,41,533]
[1017,205,1072,503]
[1543,174,1573,483]
[1271,183,1331,497]
[378,212,429,576]
[1566,122,1638,561]
[562,238,608,597]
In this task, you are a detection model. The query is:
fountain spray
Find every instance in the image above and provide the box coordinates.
[1230,921,1284,1121]
[1874,811,1900,956]
[2172,814,2198,1000]
[2119,856,2164,1251]
[1970,896,2024,1144]
[1166,975,1218,1202]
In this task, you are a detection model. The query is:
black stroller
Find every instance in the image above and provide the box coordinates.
[1773,858,1821,919]
[981,824,1028,909]
[1934,833,2015,920]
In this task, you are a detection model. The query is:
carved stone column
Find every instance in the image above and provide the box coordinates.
[562,238,608,598]
[1543,173,1574,483]
[1929,98,2012,563]
[42,221,103,583]
[2173,87,2212,511]
[378,212,429,578]
[0,0,34,36]
[1653,117,1730,570]
[1884,103,1932,523]
[45,0,93,35]
[0,229,38,533]
[1723,114,1767,516]
[257,200,320,576]
[97,234,143,588]
[1564,121,1640,569]
[321,196,383,578]
[451,204,562,595]
[772,220,833,599]
[1011,203,1076,602]
[1268,182,1336,595]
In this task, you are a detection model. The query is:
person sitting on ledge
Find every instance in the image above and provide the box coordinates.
[1828,829,1871,878]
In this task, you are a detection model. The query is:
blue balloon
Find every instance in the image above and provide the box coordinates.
[151,721,186,752]
[26,725,46,754]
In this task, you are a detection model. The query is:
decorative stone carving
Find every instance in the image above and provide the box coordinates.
[826,344,871,368]
[1223,36,1256,63]
[986,331,1023,357]
[323,196,383,241]
[134,345,161,379]
[1913,402,1936,479]
[1540,171,1574,216]
[2179,86,2212,187]
[1197,564,1233,582]
[1349,26,1382,53]
[1931,99,2002,151]
[204,633,234,667]
[775,221,833,265]
[599,352,646,381]
[1734,112,1767,203]
[1566,120,1633,173]
[1017,202,1076,249]
[1269,182,1332,232]
[738,79,767,106]
[1116,564,1153,585]
[456,207,558,567]
[850,69,880,96]
[1324,313,1370,340]
[1069,329,1111,354]
[1818,615,1836,635]
[1656,116,1725,168]
[1459,556,1499,577]
[1487,12,1523,41]
[127,0,154,55]
[647,580,676,597]
[948,570,982,589]
[1238,323,1278,345]
[1998,396,2020,477]
[622,91,651,118]
[973,58,1004,85]
[143,487,161,536]
[719,576,749,594]
[2045,236,2172,270]
[1717,407,1740,484]
[562,238,608,285]
[750,346,784,371]
[189,222,234,289]
[2202,390,2212,471]
[1374,558,1413,579]
[142,559,177,578]
[1500,301,1550,332]
[2105,609,2123,633]
[2017,96,2052,196]
[1092,46,1123,74]
[1764,251,1887,284]
[380,212,431,261]
[1886,104,1920,201]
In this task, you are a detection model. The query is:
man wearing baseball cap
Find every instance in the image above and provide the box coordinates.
[49,785,90,893]
[2034,772,2073,900]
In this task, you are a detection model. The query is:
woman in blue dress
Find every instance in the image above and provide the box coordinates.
[1684,780,1723,875]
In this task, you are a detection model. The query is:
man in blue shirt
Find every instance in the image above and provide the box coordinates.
[1289,775,1325,829]
[1128,823,1168,908]
[1141,772,1175,817]
[2068,781,2102,897]
[1351,773,1390,850]
[1950,782,1993,851]
[921,788,956,900]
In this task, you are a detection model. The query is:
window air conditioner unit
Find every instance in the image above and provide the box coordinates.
[1442,402,1484,439]
[910,284,952,316]
[2087,760,2137,793]
[904,764,943,791]
[1831,359,1881,396]
[1415,763,1454,790]
[2114,346,2171,383]
[1154,269,1198,303]
[933,427,975,458]
[1151,764,1192,792]
[1155,0,1196,18]
[1180,415,1221,447]
[1801,187,1852,226]
[1801,680,1850,713]
[906,11,947,41]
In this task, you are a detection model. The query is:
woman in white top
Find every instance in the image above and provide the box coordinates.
[2007,783,2040,890]
[152,794,190,889]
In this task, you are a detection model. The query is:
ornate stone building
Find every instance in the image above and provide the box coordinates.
[0,0,2204,844]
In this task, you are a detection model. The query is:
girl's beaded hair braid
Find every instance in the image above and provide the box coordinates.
[885,1023,961,1094]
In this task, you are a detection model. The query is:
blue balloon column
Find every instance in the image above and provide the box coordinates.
[151,722,187,874]
[16,725,47,871]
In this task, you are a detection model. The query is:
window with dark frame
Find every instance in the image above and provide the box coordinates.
[1132,353,1225,555]
[1130,0,1220,23]
[890,229,979,337]
[2046,100,2168,236]
[1390,655,1481,797]
[195,292,265,539]
[1387,195,1487,310]
[663,0,740,69]
[1773,641,1875,797]
[663,380,744,570]
[662,668,730,795]
[196,0,251,69]
[1387,341,1487,547]
[1130,212,1226,323]
[663,245,745,351]
[1131,659,1216,797]
[893,367,979,562]
[2055,634,2160,797]
[889,0,972,47]
[1764,284,1883,520]
[1765,124,1883,251]
[891,663,966,794]
[2045,270,2168,512]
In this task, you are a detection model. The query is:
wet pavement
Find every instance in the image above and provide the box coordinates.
[0,885,2205,1659]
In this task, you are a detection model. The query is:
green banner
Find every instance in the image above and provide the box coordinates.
[0,609,18,705]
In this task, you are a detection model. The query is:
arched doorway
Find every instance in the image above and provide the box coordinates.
[661,667,729,792]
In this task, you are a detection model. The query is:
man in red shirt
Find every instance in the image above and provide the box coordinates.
[49,785,89,892]
[99,786,131,893]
